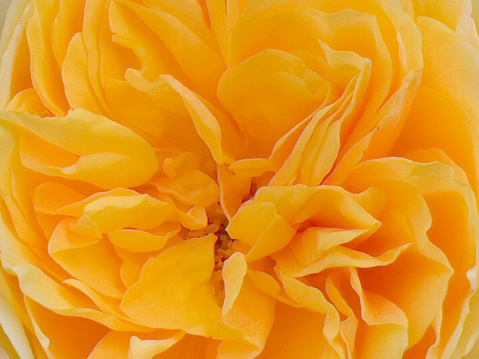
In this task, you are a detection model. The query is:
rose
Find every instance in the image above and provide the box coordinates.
[1,0,479,358]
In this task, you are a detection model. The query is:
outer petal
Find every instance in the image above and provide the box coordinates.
[0,0,32,109]
[0,108,158,189]
[0,1,15,43]
[392,16,479,195]
[0,277,33,359]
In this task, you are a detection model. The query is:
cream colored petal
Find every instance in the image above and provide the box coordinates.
[0,324,20,359]
[0,0,15,41]
[0,291,33,359]
[456,0,479,50]
[26,0,69,116]
[411,0,466,29]
[0,0,32,109]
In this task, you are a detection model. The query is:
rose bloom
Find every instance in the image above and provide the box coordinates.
[0,0,479,358]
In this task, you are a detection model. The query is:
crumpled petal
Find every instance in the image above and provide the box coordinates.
[0,108,159,189]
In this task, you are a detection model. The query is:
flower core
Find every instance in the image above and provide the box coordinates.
[214,221,235,271]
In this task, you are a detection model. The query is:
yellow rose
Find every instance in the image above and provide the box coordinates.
[0,0,479,358]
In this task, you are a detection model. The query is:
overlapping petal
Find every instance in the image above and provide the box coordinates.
[0,0,478,358]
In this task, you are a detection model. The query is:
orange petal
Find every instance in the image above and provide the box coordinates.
[120,235,221,335]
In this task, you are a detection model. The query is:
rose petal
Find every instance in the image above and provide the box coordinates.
[214,253,276,358]
[120,235,221,335]
[0,108,159,189]
[49,219,126,299]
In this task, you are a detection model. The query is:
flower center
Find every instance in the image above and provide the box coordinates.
[214,222,235,271]
[202,218,234,306]
[184,217,235,270]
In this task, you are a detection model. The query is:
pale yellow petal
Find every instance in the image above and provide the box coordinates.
[0,0,32,109]
[26,0,69,116]
[0,290,33,359]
